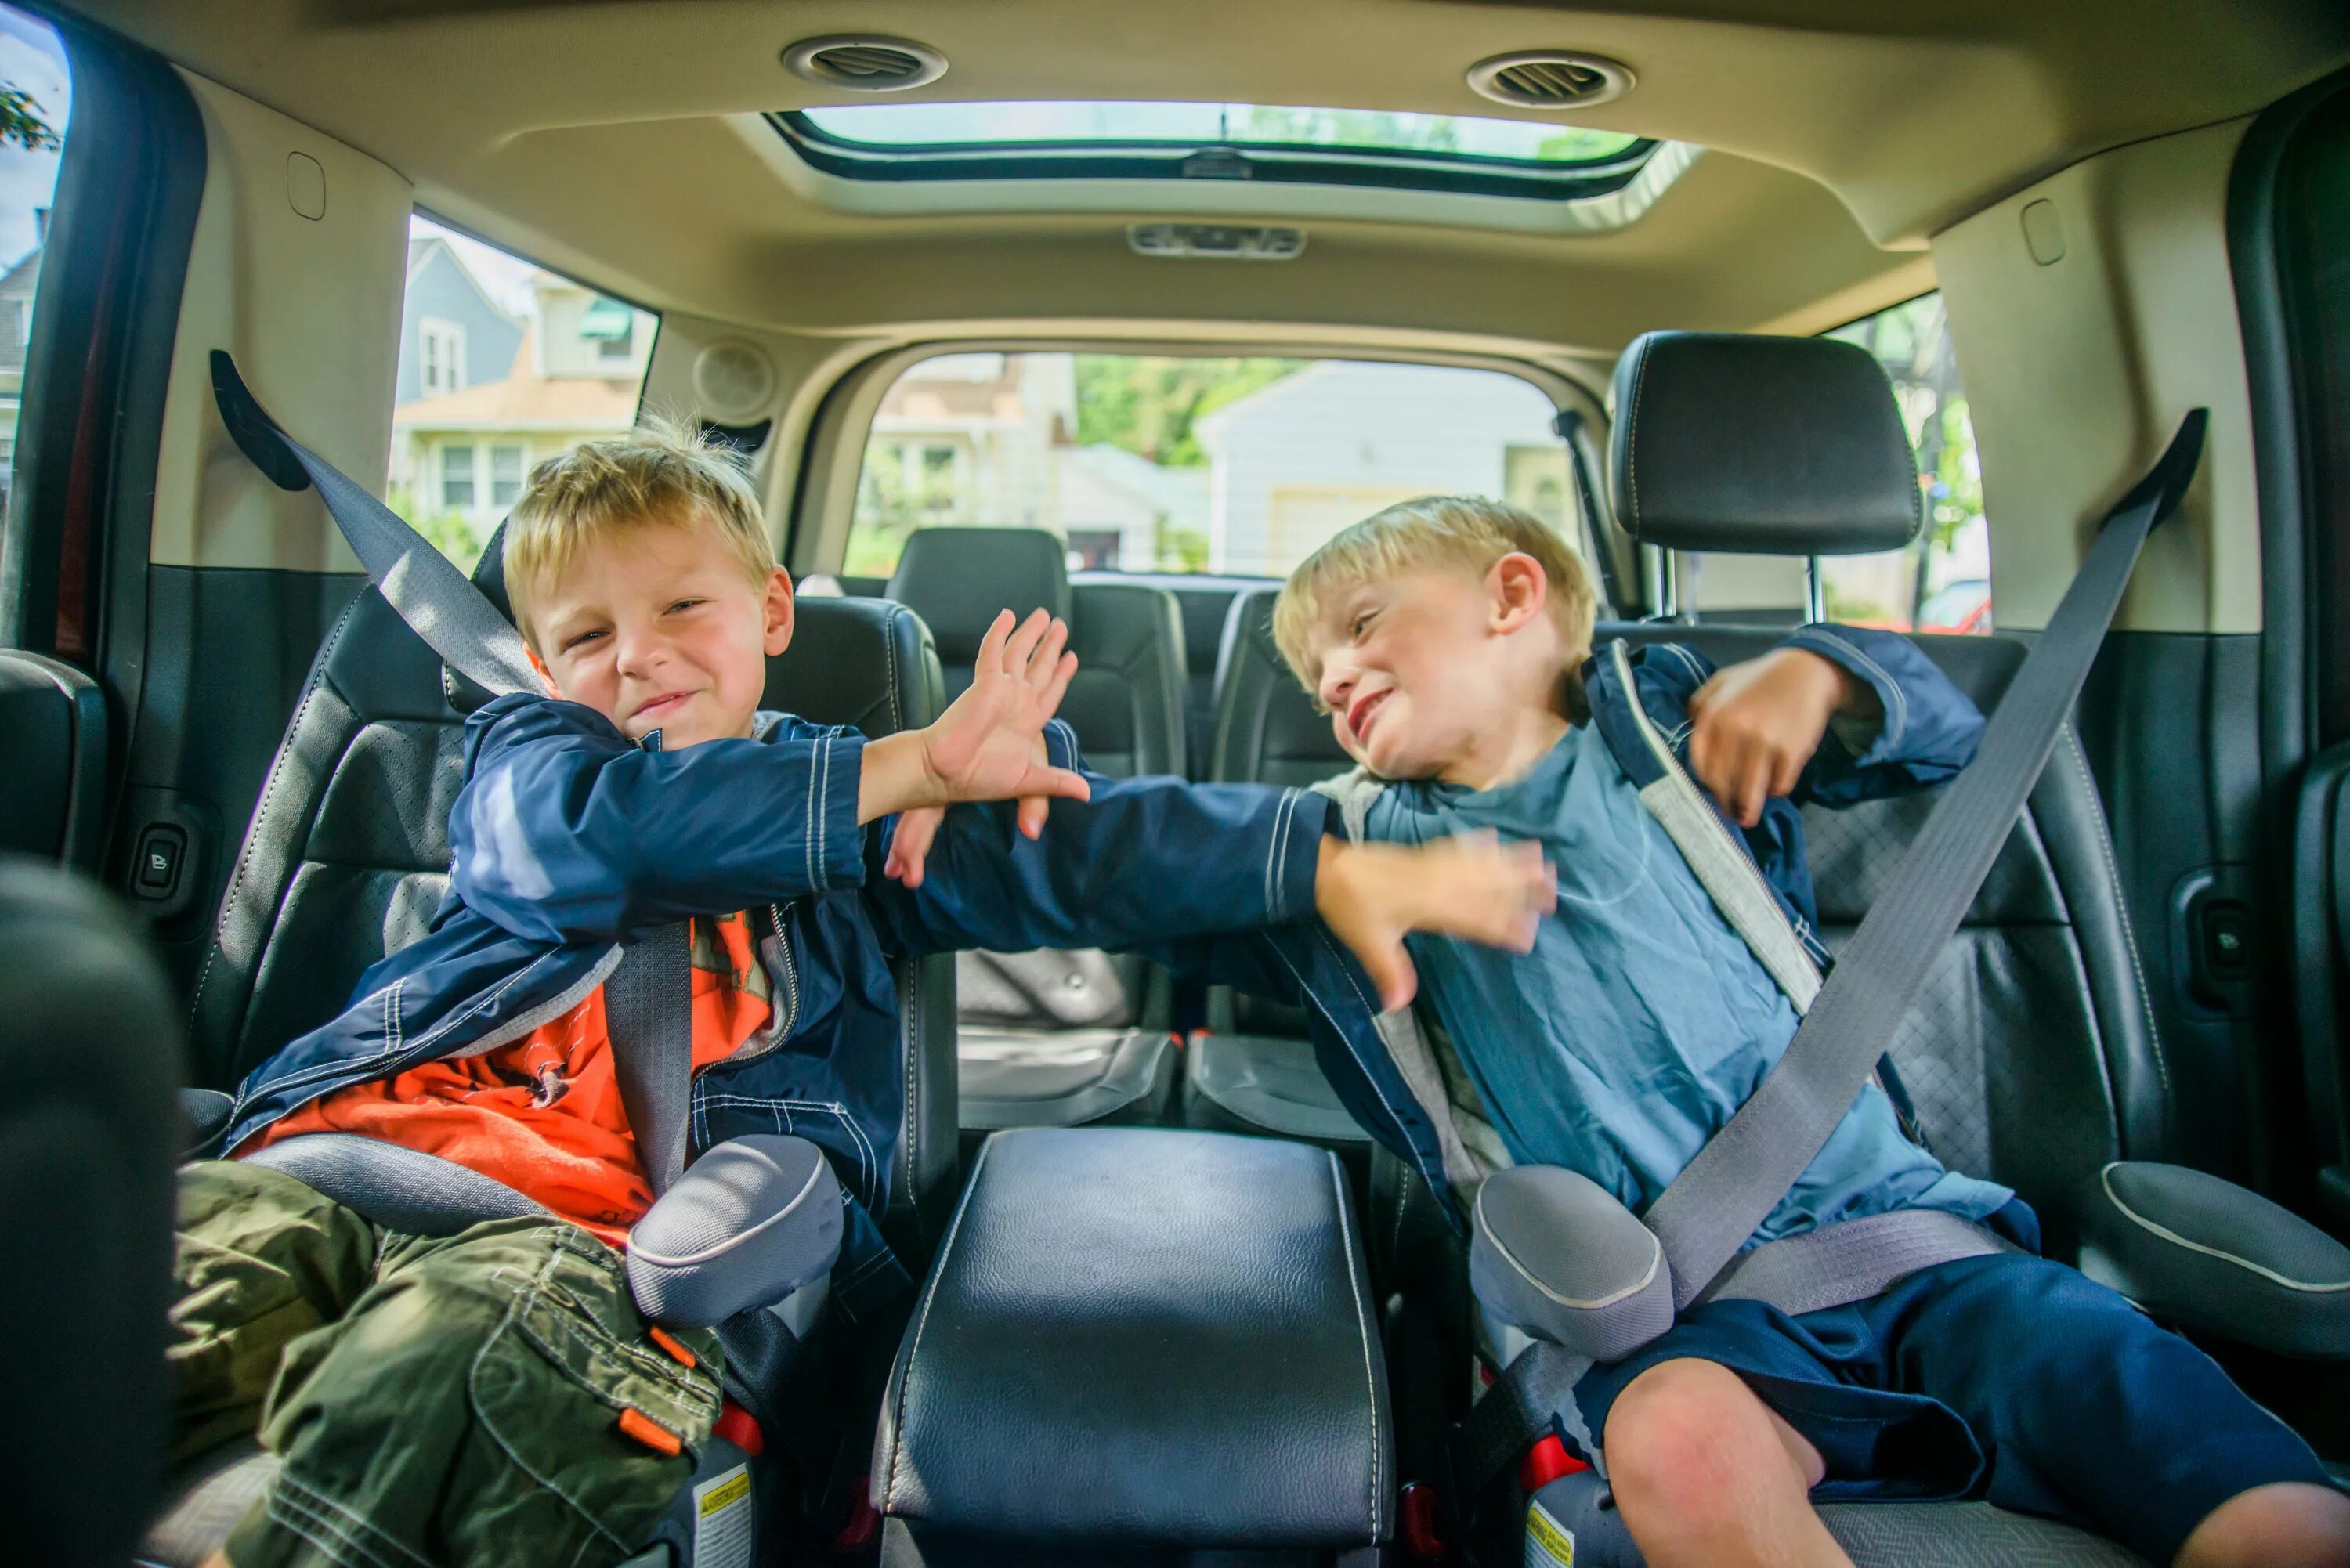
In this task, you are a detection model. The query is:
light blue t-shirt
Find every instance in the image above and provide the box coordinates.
[1365,723,2012,1247]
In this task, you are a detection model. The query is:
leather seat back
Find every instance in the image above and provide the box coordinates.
[890,530,1188,1039]
[1208,584,2164,1257]
[184,569,960,1249]
[0,862,180,1564]
[0,651,107,869]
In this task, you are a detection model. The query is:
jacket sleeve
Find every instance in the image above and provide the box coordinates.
[447,695,869,945]
[1777,623,1984,806]
[862,720,1329,959]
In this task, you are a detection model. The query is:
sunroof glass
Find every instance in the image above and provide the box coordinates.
[797,101,1641,165]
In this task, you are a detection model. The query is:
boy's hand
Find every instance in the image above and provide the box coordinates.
[860,608,1088,828]
[1316,832,1556,1012]
[1687,648,1878,828]
[882,743,1060,888]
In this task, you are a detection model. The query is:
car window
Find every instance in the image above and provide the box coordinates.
[0,5,68,521]
[844,351,1585,581]
[1679,292,1989,634]
[389,215,657,573]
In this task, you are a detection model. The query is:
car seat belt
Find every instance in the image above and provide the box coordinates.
[1553,408,1634,618]
[211,351,697,1196]
[1641,410,2205,1313]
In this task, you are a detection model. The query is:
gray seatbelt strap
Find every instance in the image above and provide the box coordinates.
[1643,411,2207,1310]
[605,923,695,1197]
[209,350,538,699]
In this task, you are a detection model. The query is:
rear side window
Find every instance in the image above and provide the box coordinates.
[389,215,657,573]
[843,351,1585,581]
[1679,293,1990,634]
[0,7,69,511]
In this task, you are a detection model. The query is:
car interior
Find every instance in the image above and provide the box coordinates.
[2,2,2349,1565]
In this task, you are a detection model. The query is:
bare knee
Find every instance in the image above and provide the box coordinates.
[1606,1359,1800,1517]
[2176,1483,2350,1568]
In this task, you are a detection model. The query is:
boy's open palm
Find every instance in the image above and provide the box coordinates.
[919,608,1090,812]
[1317,832,1556,1013]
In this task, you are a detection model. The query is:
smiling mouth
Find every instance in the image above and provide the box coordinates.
[632,691,692,726]
[1346,688,1390,743]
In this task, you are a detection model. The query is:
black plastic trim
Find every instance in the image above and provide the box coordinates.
[769,111,1658,202]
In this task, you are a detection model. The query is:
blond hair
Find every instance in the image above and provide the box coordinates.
[1272,495,1598,689]
[502,417,772,647]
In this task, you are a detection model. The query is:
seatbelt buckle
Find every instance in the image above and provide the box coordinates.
[1519,1431,1590,1493]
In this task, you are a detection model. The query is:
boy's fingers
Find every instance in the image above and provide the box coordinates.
[1017,795,1050,840]
[1354,937,1417,1014]
[1025,618,1069,688]
[1771,746,1806,801]
[1021,764,1092,804]
[1735,749,1770,826]
[973,609,1015,671]
[1002,607,1051,674]
[1038,650,1079,721]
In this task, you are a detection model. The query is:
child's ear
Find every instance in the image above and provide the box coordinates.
[761,567,797,657]
[525,645,559,699]
[1488,552,1550,635]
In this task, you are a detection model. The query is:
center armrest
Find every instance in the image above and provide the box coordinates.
[873,1126,1391,1553]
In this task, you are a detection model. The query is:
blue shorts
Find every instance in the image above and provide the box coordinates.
[1568,1211,2330,1566]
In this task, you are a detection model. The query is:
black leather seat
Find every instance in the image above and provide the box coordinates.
[0,860,181,1567]
[1188,586,1372,1161]
[0,649,107,869]
[888,528,1191,1137]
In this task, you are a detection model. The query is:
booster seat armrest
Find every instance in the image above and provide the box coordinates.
[1469,1164,1673,1362]
[179,1087,235,1162]
[2076,1160,2350,1360]
[627,1135,843,1330]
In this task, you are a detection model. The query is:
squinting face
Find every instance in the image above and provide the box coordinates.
[1307,565,1525,782]
[526,516,792,750]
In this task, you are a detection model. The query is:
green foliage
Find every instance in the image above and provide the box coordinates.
[1235,104,1458,153]
[388,482,487,575]
[1536,128,1636,162]
[1158,525,1209,573]
[1073,356,1303,466]
[0,85,59,153]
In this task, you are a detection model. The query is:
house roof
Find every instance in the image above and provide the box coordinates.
[1191,361,1329,451]
[405,233,524,328]
[393,323,639,432]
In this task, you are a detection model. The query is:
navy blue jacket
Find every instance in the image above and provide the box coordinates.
[225,696,1325,1314]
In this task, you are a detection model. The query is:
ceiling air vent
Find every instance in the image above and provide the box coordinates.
[782,36,947,92]
[1465,51,1634,110]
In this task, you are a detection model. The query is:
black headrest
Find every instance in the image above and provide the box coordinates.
[886,527,1071,666]
[1608,332,1922,556]
[441,522,519,715]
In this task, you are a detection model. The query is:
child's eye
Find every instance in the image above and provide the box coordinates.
[666,598,705,615]
[1350,610,1376,638]
[561,627,608,653]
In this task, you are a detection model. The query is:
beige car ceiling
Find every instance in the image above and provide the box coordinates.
[66,0,2350,345]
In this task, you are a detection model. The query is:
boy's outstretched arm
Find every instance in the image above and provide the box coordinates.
[1679,624,1985,825]
[452,609,1088,945]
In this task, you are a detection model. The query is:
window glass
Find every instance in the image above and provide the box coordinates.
[845,352,1582,582]
[389,215,658,573]
[0,5,69,515]
[803,102,1640,164]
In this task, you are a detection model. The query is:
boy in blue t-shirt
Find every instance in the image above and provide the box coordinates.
[1259,497,2348,1568]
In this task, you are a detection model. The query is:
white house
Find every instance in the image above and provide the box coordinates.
[1193,360,1574,576]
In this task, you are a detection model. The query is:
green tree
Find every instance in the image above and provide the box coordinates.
[387,482,486,575]
[1073,356,1303,466]
[0,85,59,153]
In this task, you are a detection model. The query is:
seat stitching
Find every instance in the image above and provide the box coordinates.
[901,954,919,1215]
[887,1134,995,1512]
[1624,341,1654,537]
[1330,1150,1382,1541]
[2064,730,2170,1107]
[190,592,364,1034]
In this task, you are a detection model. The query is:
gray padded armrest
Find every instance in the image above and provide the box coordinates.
[2077,1161,2350,1359]
[627,1135,843,1328]
[1470,1164,1673,1362]
[874,1127,1391,1550]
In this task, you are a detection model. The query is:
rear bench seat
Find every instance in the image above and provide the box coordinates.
[887,527,1191,1137]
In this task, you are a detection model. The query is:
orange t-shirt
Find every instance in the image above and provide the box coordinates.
[247,912,773,1245]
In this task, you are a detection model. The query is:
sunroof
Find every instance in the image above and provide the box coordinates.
[773,101,1653,199]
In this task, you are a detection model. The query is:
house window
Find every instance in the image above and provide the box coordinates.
[440,444,476,510]
[489,444,524,508]
[420,318,467,397]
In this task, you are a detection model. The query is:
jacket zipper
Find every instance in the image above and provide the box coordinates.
[696,903,801,1078]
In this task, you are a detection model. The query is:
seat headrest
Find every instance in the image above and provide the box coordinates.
[887,527,1071,666]
[442,522,522,715]
[1609,331,1922,556]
